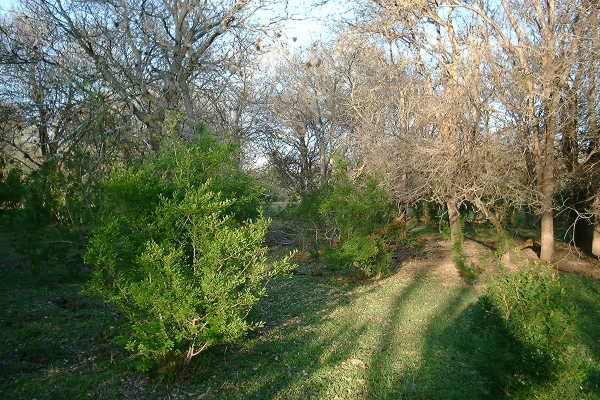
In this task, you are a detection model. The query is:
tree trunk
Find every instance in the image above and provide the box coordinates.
[539,150,555,262]
[509,208,519,227]
[540,208,554,261]
[318,137,329,186]
[539,94,556,261]
[447,198,462,246]
[447,198,464,270]
[472,198,503,235]
[38,122,50,157]
[593,218,600,257]
[422,202,432,225]
[33,87,53,159]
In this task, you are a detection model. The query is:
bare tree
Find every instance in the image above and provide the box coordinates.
[351,2,511,251]
[21,0,282,151]
[0,11,85,166]
[357,0,599,260]
[257,43,352,194]
[484,0,598,260]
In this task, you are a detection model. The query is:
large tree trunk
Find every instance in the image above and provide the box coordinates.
[447,198,464,270]
[593,218,600,257]
[540,207,554,261]
[539,98,557,261]
[539,153,555,260]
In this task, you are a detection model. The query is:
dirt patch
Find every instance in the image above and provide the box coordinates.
[393,239,494,282]
[391,236,599,285]
[553,243,600,278]
[500,240,600,278]
[501,248,540,271]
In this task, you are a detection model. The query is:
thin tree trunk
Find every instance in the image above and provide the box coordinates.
[38,123,50,157]
[447,198,462,246]
[509,208,519,227]
[422,202,432,225]
[33,87,53,159]
[472,197,503,235]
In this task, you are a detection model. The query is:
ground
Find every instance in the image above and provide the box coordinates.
[1,228,600,399]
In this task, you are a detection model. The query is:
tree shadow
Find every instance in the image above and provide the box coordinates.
[200,266,476,399]
[562,275,600,395]
[186,267,494,399]
[184,272,370,399]
[397,276,600,400]
[464,235,497,252]
[403,298,524,399]
[361,281,492,400]
[178,262,600,399]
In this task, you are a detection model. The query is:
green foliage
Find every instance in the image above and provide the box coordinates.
[293,159,396,278]
[84,137,293,371]
[317,160,394,240]
[483,265,586,397]
[322,234,391,278]
[20,149,103,227]
[0,167,25,209]
[0,149,105,274]
[22,160,70,226]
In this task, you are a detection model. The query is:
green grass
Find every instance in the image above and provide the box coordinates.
[1,235,600,399]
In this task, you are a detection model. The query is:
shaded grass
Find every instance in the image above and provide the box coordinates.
[0,263,138,400]
[1,231,599,399]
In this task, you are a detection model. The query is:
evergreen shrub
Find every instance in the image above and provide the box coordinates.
[84,135,293,371]
[483,264,586,397]
[296,159,396,278]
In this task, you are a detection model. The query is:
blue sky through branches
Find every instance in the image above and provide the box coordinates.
[0,0,351,46]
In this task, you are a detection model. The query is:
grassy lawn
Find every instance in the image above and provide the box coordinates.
[1,234,600,399]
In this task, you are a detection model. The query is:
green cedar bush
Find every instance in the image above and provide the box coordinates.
[322,234,390,278]
[317,159,394,239]
[296,159,396,278]
[2,152,102,274]
[0,167,25,209]
[20,148,103,227]
[84,136,293,371]
[484,264,586,397]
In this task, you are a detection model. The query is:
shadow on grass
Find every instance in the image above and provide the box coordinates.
[404,298,525,399]
[183,272,371,399]
[562,275,600,396]
[0,262,134,400]
[361,271,467,399]
[358,278,504,400]
[185,267,484,399]
[4,228,599,400]
[391,275,600,400]
[175,259,600,400]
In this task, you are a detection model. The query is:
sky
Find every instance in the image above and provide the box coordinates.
[0,0,14,13]
[273,0,352,48]
[0,0,351,46]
